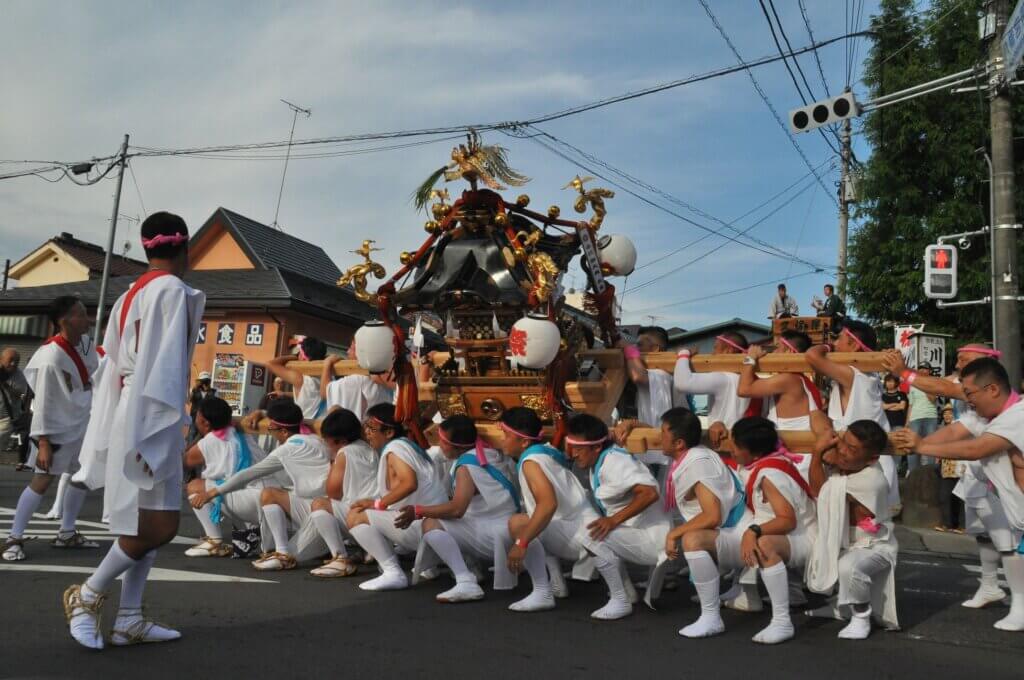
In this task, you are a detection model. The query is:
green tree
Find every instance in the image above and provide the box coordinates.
[851,0,1023,349]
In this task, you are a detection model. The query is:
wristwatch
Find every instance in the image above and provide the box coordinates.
[742,356,757,366]
[748,524,763,538]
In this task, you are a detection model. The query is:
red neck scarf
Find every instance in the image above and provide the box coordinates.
[119,270,172,335]
[44,335,90,388]
[744,449,814,511]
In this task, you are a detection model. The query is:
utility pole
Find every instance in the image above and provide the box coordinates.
[272,99,311,230]
[837,115,851,300]
[989,0,1022,385]
[94,134,129,345]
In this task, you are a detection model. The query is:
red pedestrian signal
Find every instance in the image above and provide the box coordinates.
[924,244,957,299]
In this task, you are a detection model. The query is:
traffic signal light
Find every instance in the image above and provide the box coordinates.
[789,92,859,134]
[924,244,958,299]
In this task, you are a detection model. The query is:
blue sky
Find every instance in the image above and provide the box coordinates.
[0,0,882,331]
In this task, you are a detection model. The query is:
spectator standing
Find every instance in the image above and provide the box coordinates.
[881,373,909,429]
[768,283,799,319]
[935,405,965,533]
[1,348,33,468]
[188,371,216,443]
[905,362,939,474]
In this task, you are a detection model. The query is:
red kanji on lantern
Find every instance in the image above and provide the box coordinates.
[899,329,913,347]
[509,328,528,357]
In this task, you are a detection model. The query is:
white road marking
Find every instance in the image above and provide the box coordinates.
[0,564,276,583]
[1,507,192,545]
[964,564,1005,575]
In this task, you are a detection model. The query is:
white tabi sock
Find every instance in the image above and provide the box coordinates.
[679,551,724,638]
[311,510,348,558]
[85,542,138,594]
[119,549,156,610]
[509,540,555,612]
[964,541,1007,608]
[350,524,407,591]
[546,554,569,598]
[262,504,291,555]
[753,562,794,644]
[592,551,632,620]
[9,487,44,539]
[189,497,222,541]
[837,606,872,640]
[59,485,88,535]
[424,529,473,583]
[994,554,1024,631]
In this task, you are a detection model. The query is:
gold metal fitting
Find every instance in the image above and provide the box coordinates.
[547,205,561,219]
[494,212,509,228]
[516,194,530,207]
[400,251,413,265]
[424,220,441,234]
[431,203,450,220]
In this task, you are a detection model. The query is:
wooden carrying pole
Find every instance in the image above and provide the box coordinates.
[285,350,890,378]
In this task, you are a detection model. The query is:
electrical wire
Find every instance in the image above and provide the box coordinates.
[699,0,838,207]
[798,0,831,96]
[127,160,147,218]
[628,269,820,314]
[525,125,834,269]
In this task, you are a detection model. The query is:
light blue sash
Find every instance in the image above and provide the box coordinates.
[589,445,630,516]
[517,443,570,475]
[721,470,748,529]
[211,429,254,524]
[452,452,522,513]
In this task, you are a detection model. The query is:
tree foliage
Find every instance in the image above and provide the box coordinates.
[851,0,1024,346]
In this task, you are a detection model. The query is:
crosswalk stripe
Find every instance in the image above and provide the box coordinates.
[1,506,192,545]
[0,564,276,583]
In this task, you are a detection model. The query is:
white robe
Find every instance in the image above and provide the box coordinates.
[74,274,205,535]
[637,368,674,427]
[24,338,98,446]
[375,438,447,507]
[324,375,393,421]
[294,374,325,420]
[806,463,899,630]
[972,400,1024,532]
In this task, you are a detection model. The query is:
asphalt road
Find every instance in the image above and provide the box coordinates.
[1,464,1021,680]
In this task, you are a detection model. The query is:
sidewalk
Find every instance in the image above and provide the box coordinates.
[895,524,978,560]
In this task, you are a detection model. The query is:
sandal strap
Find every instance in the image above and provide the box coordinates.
[63,585,106,623]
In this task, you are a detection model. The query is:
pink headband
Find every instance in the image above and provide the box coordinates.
[270,418,312,435]
[438,428,488,465]
[716,335,746,352]
[564,435,608,446]
[499,421,543,441]
[141,233,187,249]
[842,327,873,353]
[771,440,805,464]
[292,335,309,361]
[212,426,231,441]
[778,336,799,353]
[958,346,1002,359]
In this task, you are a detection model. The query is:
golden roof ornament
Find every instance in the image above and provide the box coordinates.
[413,130,530,210]
[563,174,615,230]
[337,239,386,304]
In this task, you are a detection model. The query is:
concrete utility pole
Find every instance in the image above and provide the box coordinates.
[989,0,1022,385]
[94,134,129,345]
[837,116,852,300]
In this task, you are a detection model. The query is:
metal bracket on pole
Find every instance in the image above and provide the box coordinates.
[995,295,1024,301]
[937,227,990,243]
[992,222,1023,230]
[937,296,992,308]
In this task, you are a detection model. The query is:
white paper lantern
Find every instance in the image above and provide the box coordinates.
[509,315,561,369]
[597,234,637,276]
[354,321,396,373]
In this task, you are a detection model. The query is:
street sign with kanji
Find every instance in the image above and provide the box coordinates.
[1004,0,1024,75]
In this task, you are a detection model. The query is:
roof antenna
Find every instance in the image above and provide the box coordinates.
[272,99,312,231]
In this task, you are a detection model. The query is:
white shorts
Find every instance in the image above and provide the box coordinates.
[138,468,183,512]
[596,522,669,567]
[440,515,511,562]
[539,517,588,562]
[366,509,424,553]
[287,494,316,529]
[28,438,83,476]
[330,499,354,532]
[970,490,1024,552]
[714,525,751,572]
[204,481,261,526]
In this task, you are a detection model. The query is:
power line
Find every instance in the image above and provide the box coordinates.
[873,0,967,71]
[759,0,841,154]
[516,126,835,273]
[624,176,821,295]
[698,0,838,207]
[798,0,831,96]
[525,126,834,269]
[127,160,147,218]
[628,269,820,315]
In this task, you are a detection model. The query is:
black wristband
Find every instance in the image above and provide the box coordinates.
[748,524,763,538]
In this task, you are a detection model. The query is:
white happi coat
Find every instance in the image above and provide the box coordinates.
[325,375,394,422]
[295,375,326,420]
[637,368,674,428]
[519,446,598,561]
[74,273,205,535]
[584,446,670,566]
[23,336,100,471]
[828,367,899,508]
